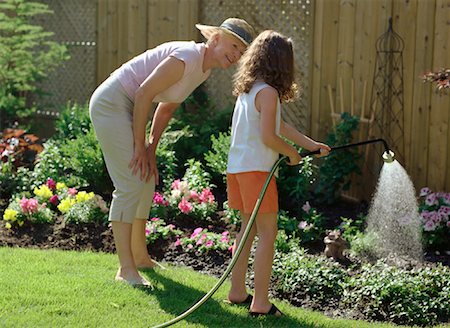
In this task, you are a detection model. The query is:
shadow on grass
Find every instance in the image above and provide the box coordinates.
[142,269,322,328]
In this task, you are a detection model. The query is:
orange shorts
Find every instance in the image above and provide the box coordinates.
[226,171,278,214]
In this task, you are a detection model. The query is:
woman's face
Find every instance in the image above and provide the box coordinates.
[212,33,247,69]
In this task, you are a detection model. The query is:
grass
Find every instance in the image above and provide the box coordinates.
[0,247,435,328]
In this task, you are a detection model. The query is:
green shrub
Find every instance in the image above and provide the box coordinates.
[272,245,348,305]
[204,131,230,183]
[0,0,69,127]
[339,215,367,243]
[315,113,361,204]
[55,102,92,140]
[145,217,182,246]
[59,129,112,198]
[278,155,317,214]
[342,260,450,326]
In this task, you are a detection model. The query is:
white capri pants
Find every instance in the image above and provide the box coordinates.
[89,75,155,223]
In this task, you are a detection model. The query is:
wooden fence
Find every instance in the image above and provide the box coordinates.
[95,0,450,198]
[311,0,450,199]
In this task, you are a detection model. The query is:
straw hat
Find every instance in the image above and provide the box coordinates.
[195,18,256,46]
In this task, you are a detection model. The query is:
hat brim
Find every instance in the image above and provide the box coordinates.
[195,23,250,46]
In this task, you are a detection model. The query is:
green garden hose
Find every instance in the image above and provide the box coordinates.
[153,155,287,328]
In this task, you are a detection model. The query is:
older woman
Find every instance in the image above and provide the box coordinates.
[89,18,255,286]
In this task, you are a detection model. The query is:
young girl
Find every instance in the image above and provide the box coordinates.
[226,30,330,316]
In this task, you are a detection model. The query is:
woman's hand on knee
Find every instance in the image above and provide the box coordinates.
[129,144,150,181]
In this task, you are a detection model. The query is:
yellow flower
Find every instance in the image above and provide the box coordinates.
[3,209,18,222]
[56,182,67,190]
[5,222,12,229]
[34,185,53,199]
[57,198,76,213]
[76,191,95,203]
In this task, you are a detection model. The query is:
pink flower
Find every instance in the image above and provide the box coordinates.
[68,188,78,196]
[187,244,193,249]
[302,201,311,212]
[419,187,431,197]
[145,227,151,236]
[444,193,450,205]
[196,234,207,245]
[153,192,168,206]
[49,195,59,205]
[205,240,214,248]
[150,217,159,222]
[191,228,203,238]
[425,193,438,206]
[221,231,229,237]
[221,236,229,243]
[423,220,437,231]
[46,178,56,191]
[168,224,175,230]
[20,197,39,214]
[171,179,181,190]
[190,190,200,202]
[178,197,193,214]
[298,221,309,229]
[199,188,215,204]
[175,239,181,246]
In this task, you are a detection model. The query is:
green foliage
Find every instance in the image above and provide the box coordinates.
[277,210,299,237]
[55,102,92,140]
[0,0,69,127]
[315,113,361,204]
[175,228,232,254]
[342,260,450,326]
[347,231,378,260]
[273,245,348,305]
[58,129,112,197]
[13,139,84,195]
[339,215,367,243]
[183,159,213,191]
[296,202,329,244]
[278,154,317,211]
[145,218,182,246]
[204,131,230,183]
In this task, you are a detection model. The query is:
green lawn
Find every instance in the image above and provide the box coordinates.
[0,247,426,328]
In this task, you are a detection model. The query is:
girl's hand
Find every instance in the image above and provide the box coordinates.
[314,142,331,158]
[287,151,302,166]
[128,144,150,181]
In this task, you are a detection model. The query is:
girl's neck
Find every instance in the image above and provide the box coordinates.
[202,44,217,72]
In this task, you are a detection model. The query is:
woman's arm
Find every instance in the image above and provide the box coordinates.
[129,56,185,181]
[256,87,301,165]
[146,102,180,184]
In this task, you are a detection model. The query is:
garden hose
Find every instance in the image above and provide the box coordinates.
[152,155,286,328]
[153,138,393,327]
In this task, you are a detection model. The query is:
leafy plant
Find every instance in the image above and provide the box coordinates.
[272,244,348,306]
[174,227,232,254]
[315,113,361,204]
[339,214,367,244]
[342,260,450,326]
[204,131,230,183]
[296,201,328,244]
[145,217,182,246]
[55,102,92,140]
[0,0,69,127]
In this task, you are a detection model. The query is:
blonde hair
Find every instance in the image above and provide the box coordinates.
[233,30,299,103]
[196,18,256,47]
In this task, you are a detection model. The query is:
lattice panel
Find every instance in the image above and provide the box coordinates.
[30,0,97,112]
[199,0,313,132]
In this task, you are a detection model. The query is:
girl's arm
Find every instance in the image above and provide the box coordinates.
[280,120,330,156]
[147,102,180,184]
[129,56,185,181]
[256,87,301,165]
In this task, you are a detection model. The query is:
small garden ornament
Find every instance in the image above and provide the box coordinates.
[323,230,347,260]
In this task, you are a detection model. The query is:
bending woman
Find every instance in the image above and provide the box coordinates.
[89,18,255,286]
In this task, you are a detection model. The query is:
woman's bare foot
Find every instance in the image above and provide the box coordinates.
[136,258,166,270]
[115,267,152,287]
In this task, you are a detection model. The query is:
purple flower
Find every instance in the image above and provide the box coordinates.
[46,178,56,191]
[425,193,438,206]
[302,201,311,213]
[423,220,436,231]
[419,187,431,197]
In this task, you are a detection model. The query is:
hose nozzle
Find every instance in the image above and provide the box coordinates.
[382,150,395,163]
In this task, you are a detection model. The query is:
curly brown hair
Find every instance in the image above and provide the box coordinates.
[232,30,299,103]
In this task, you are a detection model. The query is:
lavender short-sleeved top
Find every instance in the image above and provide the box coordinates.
[112,41,211,103]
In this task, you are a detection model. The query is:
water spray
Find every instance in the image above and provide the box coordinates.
[153,138,394,328]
